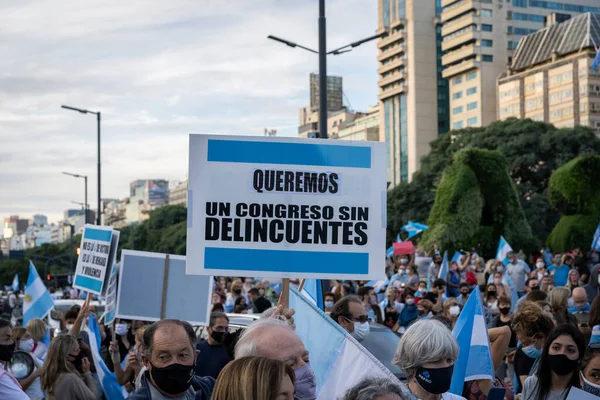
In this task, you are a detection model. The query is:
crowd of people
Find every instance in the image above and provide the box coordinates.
[0,245,599,399]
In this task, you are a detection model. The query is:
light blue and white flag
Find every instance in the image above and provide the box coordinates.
[365,278,389,293]
[592,223,600,251]
[396,233,402,243]
[23,262,55,325]
[401,221,429,239]
[496,236,513,266]
[592,48,600,72]
[449,286,494,395]
[11,274,19,292]
[290,287,399,399]
[301,279,324,309]
[451,251,463,264]
[88,314,128,399]
[386,245,394,258]
[438,251,449,280]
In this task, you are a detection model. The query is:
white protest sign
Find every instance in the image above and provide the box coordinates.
[74,224,114,295]
[566,387,598,400]
[104,262,119,325]
[186,135,387,280]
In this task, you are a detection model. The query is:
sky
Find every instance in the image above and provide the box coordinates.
[0,0,379,225]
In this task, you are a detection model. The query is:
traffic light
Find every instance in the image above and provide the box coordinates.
[76,247,81,255]
[47,274,51,281]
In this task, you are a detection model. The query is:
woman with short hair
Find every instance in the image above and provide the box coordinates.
[25,319,48,361]
[211,356,295,400]
[521,325,585,399]
[393,319,466,399]
[340,377,406,400]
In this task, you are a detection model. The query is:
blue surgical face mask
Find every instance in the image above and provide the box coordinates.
[522,344,543,359]
[581,372,600,396]
[324,301,334,309]
[294,364,317,400]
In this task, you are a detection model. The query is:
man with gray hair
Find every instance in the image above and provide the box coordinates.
[340,377,407,400]
[392,319,466,399]
[129,319,214,400]
[235,318,317,400]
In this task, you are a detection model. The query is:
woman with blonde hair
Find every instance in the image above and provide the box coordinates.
[41,334,97,400]
[12,326,44,399]
[548,287,577,327]
[567,269,581,291]
[212,356,295,400]
[443,298,461,328]
[25,319,48,361]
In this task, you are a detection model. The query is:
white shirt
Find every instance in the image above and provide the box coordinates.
[32,342,48,361]
[0,364,29,400]
[8,294,17,308]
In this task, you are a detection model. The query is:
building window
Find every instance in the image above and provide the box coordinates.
[480,9,492,17]
[482,39,493,47]
[467,72,477,80]
[512,0,527,7]
[508,26,513,34]
[467,117,479,126]
[483,55,494,62]
[383,0,390,27]
[482,24,493,32]
[508,41,517,50]
[467,102,478,110]
[513,13,546,23]
[467,87,477,95]
[514,27,537,35]
[453,106,464,115]
[453,77,463,85]
[453,91,463,99]
[453,121,464,129]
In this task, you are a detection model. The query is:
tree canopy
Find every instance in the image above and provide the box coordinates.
[387,119,600,249]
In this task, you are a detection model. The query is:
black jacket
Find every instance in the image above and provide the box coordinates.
[127,371,214,400]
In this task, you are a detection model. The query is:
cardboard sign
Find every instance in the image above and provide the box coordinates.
[186,135,387,280]
[103,262,119,325]
[74,225,115,295]
[116,250,212,326]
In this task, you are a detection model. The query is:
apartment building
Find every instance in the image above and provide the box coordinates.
[497,12,600,134]
[377,0,448,186]
[336,105,380,141]
[441,0,599,130]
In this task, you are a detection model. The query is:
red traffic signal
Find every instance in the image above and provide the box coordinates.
[46,274,51,281]
[76,247,81,255]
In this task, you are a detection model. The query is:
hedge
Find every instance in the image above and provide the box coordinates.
[547,214,600,253]
[548,155,600,215]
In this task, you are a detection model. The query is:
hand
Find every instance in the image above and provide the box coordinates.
[125,352,139,370]
[109,341,120,362]
[55,311,65,322]
[81,357,91,374]
[77,302,90,321]
[433,243,438,250]
[271,305,295,327]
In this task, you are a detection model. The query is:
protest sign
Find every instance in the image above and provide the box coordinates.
[116,250,212,326]
[186,135,387,280]
[103,262,119,325]
[74,225,114,295]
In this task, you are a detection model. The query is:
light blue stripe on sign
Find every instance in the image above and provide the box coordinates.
[205,248,369,274]
[207,139,371,169]
[74,275,103,292]
[84,228,112,242]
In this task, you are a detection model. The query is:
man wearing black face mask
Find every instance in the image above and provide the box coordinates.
[194,313,231,379]
[128,319,214,400]
[0,319,29,399]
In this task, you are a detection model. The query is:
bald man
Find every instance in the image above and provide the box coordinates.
[569,287,591,332]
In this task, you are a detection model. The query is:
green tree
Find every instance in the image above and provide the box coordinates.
[387,119,600,246]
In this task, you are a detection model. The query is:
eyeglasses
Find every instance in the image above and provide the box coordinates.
[343,315,370,324]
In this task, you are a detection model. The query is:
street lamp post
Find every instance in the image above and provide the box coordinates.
[63,172,88,224]
[267,0,383,139]
[61,105,102,225]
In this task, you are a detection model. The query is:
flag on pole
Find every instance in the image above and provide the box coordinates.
[496,236,513,266]
[396,233,402,243]
[438,251,449,280]
[23,261,55,325]
[592,48,600,72]
[301,279,324,309]
[592,223,600,251]
[290,287,399,398]
[386,246,394,258]
[88,314,128,399]
[449,286,494,395]
[401,221,429,239]
[11,274,19,292]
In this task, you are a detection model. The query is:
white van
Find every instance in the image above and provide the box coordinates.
[45,299,105,331]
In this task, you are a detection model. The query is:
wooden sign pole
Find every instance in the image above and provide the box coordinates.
[160,255,170,320]
[280,278,290,309]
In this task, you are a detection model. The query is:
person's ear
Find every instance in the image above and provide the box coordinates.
[337,316,347,327]
[142,354,151,370]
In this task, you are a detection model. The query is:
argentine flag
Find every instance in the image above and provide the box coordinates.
[290,287,398,398]
[89,314,128,399]
[496,236,513,266]
[438,251,449,280]
[301,279,324,309]
[592,223,600,251]
[401,221,429,239]
[449,286,494,395]
[23,262,55,325]
[451,251,463,264]
[11,274,19,292]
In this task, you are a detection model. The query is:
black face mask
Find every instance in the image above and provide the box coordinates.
[0,343,15,362]
[499,307,511,315]
[70,351,85,373]
[548,354,579,376]
[415,365,454,394]
[150,362,195,395]
[460,291,469,296]
[233,289,242,295]
[210,331,226,344]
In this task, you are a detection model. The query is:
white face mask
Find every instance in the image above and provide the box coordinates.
[536,263,545,269]
[398,269,406,276]
[449,305,461,316]
[19,338,35,353]
[497,266,505,273]
[66,324,74,331]
[115,323,129,336]
[400,258,408,264]
[405,298,415,306]
[350,321,370,342]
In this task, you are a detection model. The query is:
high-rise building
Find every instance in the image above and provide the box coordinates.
[377,0,448,186]
[309,73,343,112]
[32,214,48,226]
[298,107,366,138]
[169,181,188,207]
[3,216,29,239]
[497,12,600,134]
[441,0,599,131]
[336,105,381,141]
[126,179,169,224]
